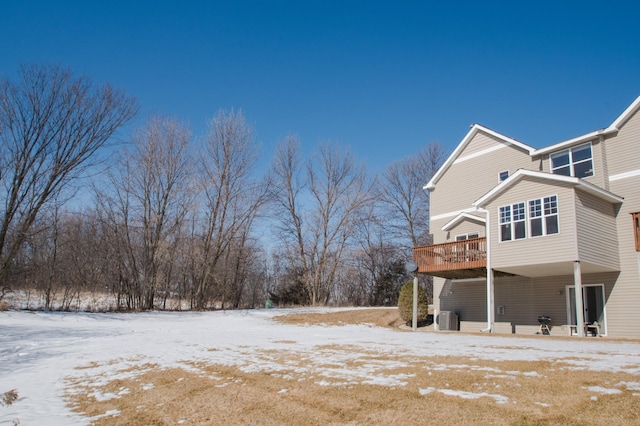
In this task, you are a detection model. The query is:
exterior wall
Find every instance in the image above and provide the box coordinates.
[537,139,606,188]
[432,276,447,318]
[441,272,618,335]
[439,278,486,322]
[574,190,619,270]
[426,97,640,338]
[485,178,579,271]
[600,108,640,337]
[446,217,486,241]
[429,132,534,220]
[606,106,640,177]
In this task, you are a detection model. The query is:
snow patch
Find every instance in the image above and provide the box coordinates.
[585,386,622,395]
[419,387,510,404]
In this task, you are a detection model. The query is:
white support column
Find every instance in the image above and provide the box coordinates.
[474,207,493,333]
[574,261,585,337]
[487,268,495,332]
[412,275,418,331]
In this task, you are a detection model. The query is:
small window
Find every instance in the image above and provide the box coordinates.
[499,170,509,182]
[455,233,479,241]
[550,143,593,178]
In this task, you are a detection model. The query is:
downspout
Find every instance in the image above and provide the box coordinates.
[476,207,494,332]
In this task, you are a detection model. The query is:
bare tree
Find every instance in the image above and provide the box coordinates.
[0,64,137,296]
[377,142,447,303]
[379,142,446,248]
[96,116,193,310]
[270,137,373,305]
[192,110,269,309]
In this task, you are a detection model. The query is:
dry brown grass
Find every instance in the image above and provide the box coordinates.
[273,308,406,329]
[65,308,640,425]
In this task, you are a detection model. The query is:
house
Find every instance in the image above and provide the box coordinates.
[414,95,640,337]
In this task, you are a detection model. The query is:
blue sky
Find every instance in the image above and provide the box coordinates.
[2,1,639,173]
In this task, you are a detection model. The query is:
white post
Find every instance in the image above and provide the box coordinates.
[574,261,584,337]
[476,207,493,332]
[412,275,418,331]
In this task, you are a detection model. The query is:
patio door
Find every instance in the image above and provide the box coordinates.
[566,284,606,335]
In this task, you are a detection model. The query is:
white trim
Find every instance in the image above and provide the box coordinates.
[451,277,485,283]
[425,124,535,190]
[549,142,595,179]
[527,194,560,239]
[534,130,607,157]
[473,169,623,208]
[534,95,640,156]
[609,169,640,182]
[430,207,478,222]
[609,95,640,130]
[453,144,506,165]
[455,232,480,241]
[427,95,640,191]
[498,201,527,242]
[565,283,607,337]
[441,212,486,231]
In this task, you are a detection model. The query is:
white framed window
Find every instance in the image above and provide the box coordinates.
[499,202,526,242]
[498,170,509,182]
[500,196,558,242]
[550,143,594,178]
[455,232,479,241]
[529,195,559,237]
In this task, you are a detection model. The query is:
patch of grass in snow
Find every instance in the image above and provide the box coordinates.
[66,351,640,425]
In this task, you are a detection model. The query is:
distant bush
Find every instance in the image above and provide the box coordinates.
[397,281,429,325]
[1,389,18,406]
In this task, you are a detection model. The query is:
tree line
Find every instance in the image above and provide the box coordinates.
[0,64,445,311]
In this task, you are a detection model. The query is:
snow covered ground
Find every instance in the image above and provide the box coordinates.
[2,308,640,425]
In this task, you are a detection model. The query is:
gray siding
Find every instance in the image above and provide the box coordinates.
[447,217,486,241]
[602,107,640,338]
[439,279,486,322]
[575,190,619,270]
[486,178,579,271]
[444,272,618,335]
[538,140,605,188]
[606,106,640,177]
[427,97,640,338]
[430,132,534,220]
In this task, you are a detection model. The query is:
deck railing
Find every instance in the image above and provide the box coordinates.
[632,212,640,252]
[413,237,487,274]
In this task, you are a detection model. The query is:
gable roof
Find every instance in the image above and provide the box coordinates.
[426,95,640,190]
[441,212,486,232]
[533,94,640,156]
[472,169,624,208]
[425,124,535,190]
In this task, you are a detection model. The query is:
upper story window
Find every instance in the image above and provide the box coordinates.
[499,195,558,242]
[550,143,593,178]
[529,196,559,237]
[499,202,526,241]
[498,170,509,182]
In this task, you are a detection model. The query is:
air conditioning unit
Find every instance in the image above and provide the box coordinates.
[438,311,459,331]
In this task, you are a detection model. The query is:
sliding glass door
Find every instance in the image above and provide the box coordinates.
[567,284,606,335]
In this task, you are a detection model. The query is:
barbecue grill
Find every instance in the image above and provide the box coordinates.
[537,316,551,335]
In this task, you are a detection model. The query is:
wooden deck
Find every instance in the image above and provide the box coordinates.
[413,238,487,279]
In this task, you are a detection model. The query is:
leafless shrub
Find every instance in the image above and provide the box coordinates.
[1,389,18,406]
